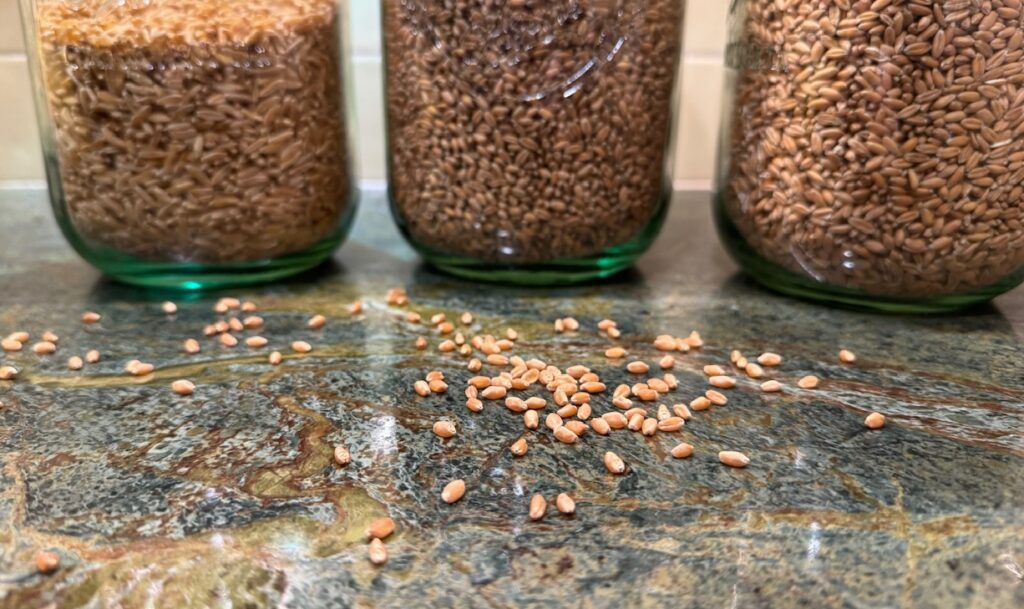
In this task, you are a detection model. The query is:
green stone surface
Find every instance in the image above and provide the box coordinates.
[0,190,1021,608]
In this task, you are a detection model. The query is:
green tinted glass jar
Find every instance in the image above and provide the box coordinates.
[20,0,358,289]
[383,0,685,284]
[715,0,1024,312]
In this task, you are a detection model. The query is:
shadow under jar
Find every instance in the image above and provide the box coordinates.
[715,0,1024,312]
[20,0,357,289]
[383,0,685,285]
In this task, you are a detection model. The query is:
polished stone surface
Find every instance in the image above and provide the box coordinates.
[0,190,1021,609]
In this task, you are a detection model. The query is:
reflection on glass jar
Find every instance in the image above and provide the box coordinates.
[21,0,358,288]
[715,0,1024,311]
[383,0,685,284]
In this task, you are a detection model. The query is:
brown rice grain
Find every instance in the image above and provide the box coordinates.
[602,412,628,429]
[798,375,820,389]
[626,361,650,374]
[709,376,737,389]
[605,347,626,359]
[505,397,528,413]
[525,397,547,410]
[556,404,579,419]
[34,551,60,574]
[441,479,466,504]
[32,341,56,355]
[545,413,564,431]
[171,379,195,395]
[530,494,547,520]
[432,421,456,438]
[245,336,268,348]
[564,420,588,437]
[366,517,395,541]
[671,443,694,459]
[865,412,886,429]
[719,451,750,468]
[554,426,578,444]
[705,390,728,406]
[524,410,539,429]
[481,386,507,400]
[689,396,712,411]
[603,451,626,474]
[654,335,677,351]
[130,362,154,376]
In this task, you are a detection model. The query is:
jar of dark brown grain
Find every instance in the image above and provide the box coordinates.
[383,0,686,284]
[715,0,1024,312]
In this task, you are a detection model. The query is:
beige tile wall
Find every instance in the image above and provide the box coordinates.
[0,0,728,187]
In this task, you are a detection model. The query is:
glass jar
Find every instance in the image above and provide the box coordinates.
[715,0,1024,312]
[383,0,685,284]
[19,0,358,289]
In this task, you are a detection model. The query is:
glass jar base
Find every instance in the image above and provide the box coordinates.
[397,191,670,286]
[93,245,337,290]
[426,255,637,286]
[714,201,1024,314]
[62,203,357,290]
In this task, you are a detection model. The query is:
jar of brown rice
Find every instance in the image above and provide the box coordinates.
[383,0,685,284]
[715,0,1024,311]
[20,0,357,288]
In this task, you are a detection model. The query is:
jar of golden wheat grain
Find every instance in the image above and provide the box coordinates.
[19,0,358,288]
[383,0,685,284]
[715,0,1024,312]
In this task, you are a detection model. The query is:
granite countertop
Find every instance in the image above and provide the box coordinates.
[0,189,1021,609]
